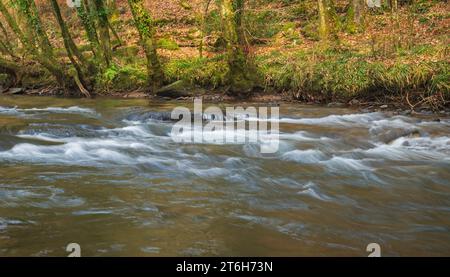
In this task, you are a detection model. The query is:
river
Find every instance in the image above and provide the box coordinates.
[0,95,449,256]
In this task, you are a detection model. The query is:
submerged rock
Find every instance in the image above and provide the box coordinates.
[126,111,175,122]
[327,102,345,107]
[7,87,25,95]
[348,99,359,106]
[370,126,421,144]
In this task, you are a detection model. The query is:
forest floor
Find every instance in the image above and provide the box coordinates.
[1,0,449,112]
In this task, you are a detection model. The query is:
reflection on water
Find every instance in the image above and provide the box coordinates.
[0,95,449,256]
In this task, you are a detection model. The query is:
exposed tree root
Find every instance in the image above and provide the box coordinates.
[70,70,91,98]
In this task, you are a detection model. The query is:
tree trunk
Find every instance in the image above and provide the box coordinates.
[352,0,365,27]
[317,0,329,40]
[29,0,53,55]
[76,0,102,61]
[127,0,164,91]
[390,0,398,12]
[0,0,64,83]
[0,0,84,92]
[0,0,30,49]
[0,21,15,55]
[92,0,113,66]
[199,0,212,58]
[50,0,89,68]
[0,56,19,86]
[220,0,254,94]
[16,0,54,57]
[50,0,93,92]
[0,21,17,58]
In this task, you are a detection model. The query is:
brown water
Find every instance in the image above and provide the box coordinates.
[0,95,449,256]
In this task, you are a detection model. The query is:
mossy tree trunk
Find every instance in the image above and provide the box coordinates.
[76,0,102,63]
[14,0,55,61]
[50,0,89,67]
[0,0,91,95]
[0,21,16,58]
[390,0,398,12]
[0,0,33,50]
[317,0,339,42]
[317,0,329,40]
[18,0,54,57]
[199,0,212,58]
[92,0,113,66]
[127,0,164,91]
[220,0,254,94]
[351,0,365,32]
[49,0,92,95]
[0,0,68,87]
[0,55,20,86]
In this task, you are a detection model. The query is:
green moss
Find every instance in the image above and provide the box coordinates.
[163,56,229,88]
[157,38,179,50]
[95,64,147,91]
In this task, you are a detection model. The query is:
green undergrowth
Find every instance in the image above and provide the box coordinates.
[92,43,448,103]
[163,55,229,88]
[95,64,147,93]
[257,46,449,102]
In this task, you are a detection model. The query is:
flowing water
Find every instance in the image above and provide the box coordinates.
[0,95,449,256]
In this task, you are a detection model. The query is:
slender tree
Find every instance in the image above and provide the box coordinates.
[0,0,32,50]
[49,0,91,97]
[0,21,16,58]
[317,0,329,40]
[390,0,398,12]
[351,0,365,31]
[199,0,212,58]
[127,0,164,91]
[220,0,254,93]
[13,0,54,57]
[50,0,89,68]
[0,0,93,95]
[0,55,19,86]
[92,0,113,66]
[0,0,68,86]
[76,0,102,62]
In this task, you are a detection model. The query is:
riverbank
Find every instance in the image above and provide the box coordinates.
[0,1,448,112]
[2,86,449,117]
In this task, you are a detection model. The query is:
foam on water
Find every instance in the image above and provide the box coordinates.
[360,135,450,161]
[248,112,385,126]
[0,106,96,116]
[0,139,137,166]
[389,136,450,151]
[169,125,279,146]
[321,156,373,171]
[297,182,332,201]
[279,131,332,141]
[282,149,328,164]
[0,218,27,231]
